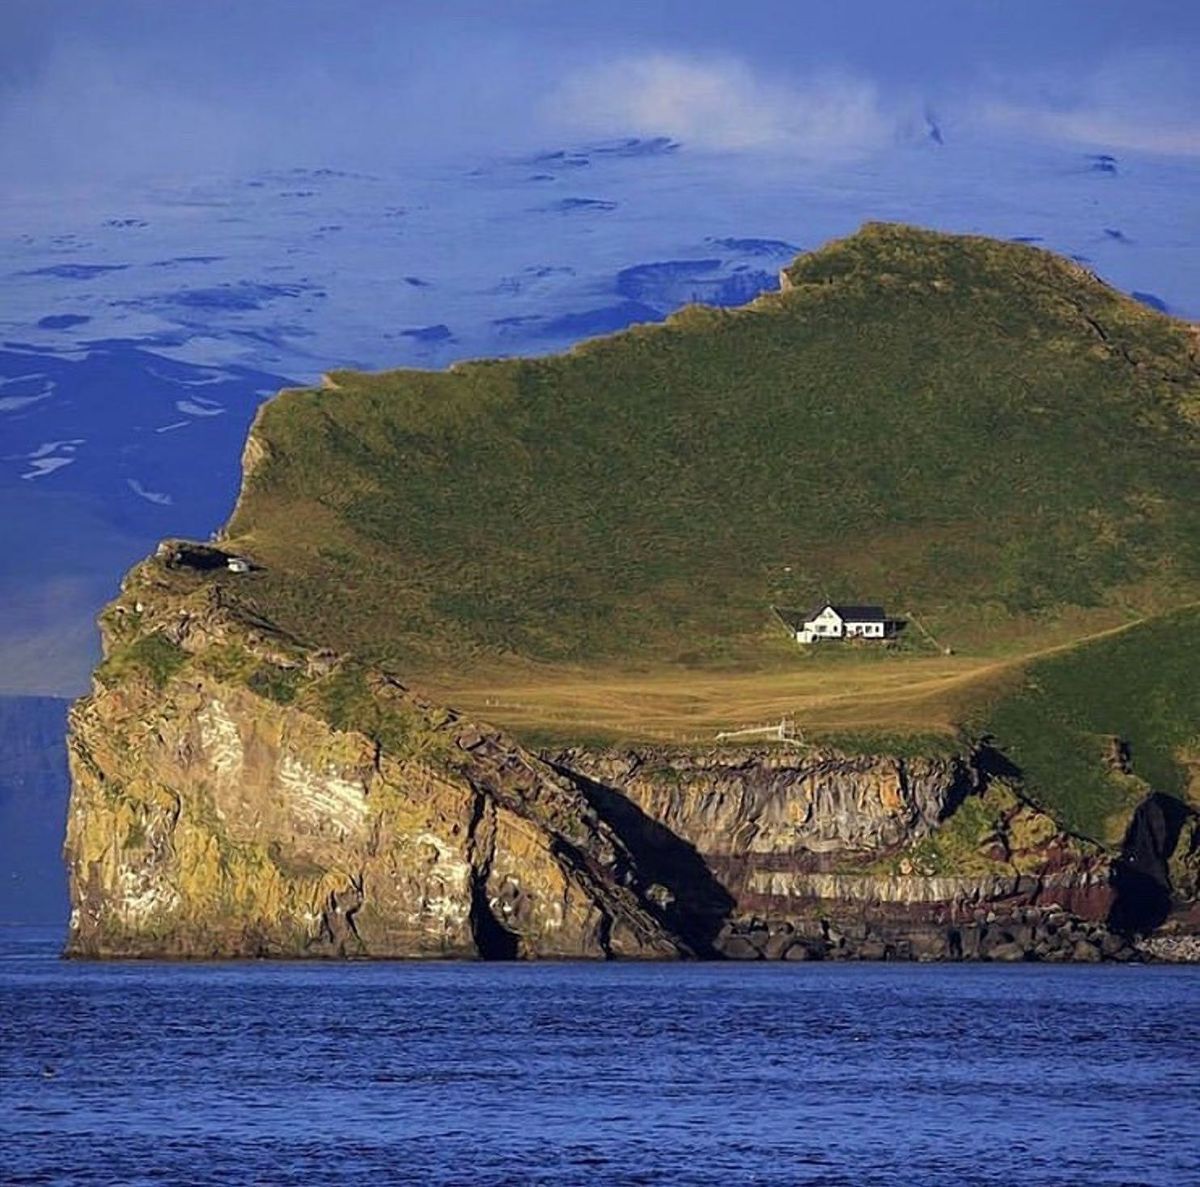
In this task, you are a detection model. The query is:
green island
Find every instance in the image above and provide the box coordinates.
[73,223,1200,963]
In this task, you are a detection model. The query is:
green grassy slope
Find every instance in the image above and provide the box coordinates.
[224,223,1200,675]
[977,606,1200,843]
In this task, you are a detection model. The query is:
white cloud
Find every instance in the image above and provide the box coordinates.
[175,398,225,417]
[983,103,1200,157]
[0,391,52,413]
[976,49,1200,157]
[551,54,896,158]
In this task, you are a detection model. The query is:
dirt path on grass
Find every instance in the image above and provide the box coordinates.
[422,607,1185,745]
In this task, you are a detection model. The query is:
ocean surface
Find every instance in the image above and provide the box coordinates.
[1,928,1197,1186]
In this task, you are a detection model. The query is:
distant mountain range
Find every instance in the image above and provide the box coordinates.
[0,696,69,923]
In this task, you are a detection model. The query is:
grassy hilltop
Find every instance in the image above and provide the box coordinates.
[226,223,1199,669]
[199,223,1200,810]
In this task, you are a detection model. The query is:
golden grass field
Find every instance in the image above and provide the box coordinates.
[421,612,1154,746]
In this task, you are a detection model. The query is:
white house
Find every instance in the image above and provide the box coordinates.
[785,603,888,644]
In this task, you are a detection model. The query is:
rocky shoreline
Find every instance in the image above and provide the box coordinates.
[550,745,1190,964]
[1136,933,1200,963]
[714,906,1142,963]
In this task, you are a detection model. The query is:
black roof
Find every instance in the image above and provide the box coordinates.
[827,604,886,621]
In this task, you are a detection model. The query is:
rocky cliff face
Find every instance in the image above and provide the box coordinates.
[66,542,1196,961]
[65,547,685,960]
[551,747,1137,962]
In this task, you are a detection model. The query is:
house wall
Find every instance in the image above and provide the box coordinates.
[809,608,843,636]
[845,621,885,638]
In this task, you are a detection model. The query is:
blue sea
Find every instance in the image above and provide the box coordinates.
[1,929,1197,1186]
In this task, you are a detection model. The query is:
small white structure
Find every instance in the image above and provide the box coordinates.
[784,603,888,644]
[226,556,252,574]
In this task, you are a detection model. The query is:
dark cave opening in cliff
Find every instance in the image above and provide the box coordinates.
[1109,793,1189,936]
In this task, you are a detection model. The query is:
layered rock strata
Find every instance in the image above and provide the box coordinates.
[552,748,1138,961]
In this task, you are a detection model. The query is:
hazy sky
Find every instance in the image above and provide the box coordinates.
[3,1,1199,186]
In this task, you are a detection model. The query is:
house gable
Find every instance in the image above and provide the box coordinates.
[798,604,845,640]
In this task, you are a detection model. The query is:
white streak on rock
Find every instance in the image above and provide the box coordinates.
[277,753,366,834]
[116,863,180,920]
[198,699,244,781]
[414,831,471,925]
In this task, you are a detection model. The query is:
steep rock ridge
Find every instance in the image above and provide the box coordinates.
[555,747,974,855]
[1111,793,1200,958]
[552,747,1132,961]
[65,552,686,960]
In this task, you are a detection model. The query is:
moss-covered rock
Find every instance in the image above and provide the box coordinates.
[66,573,686,960]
